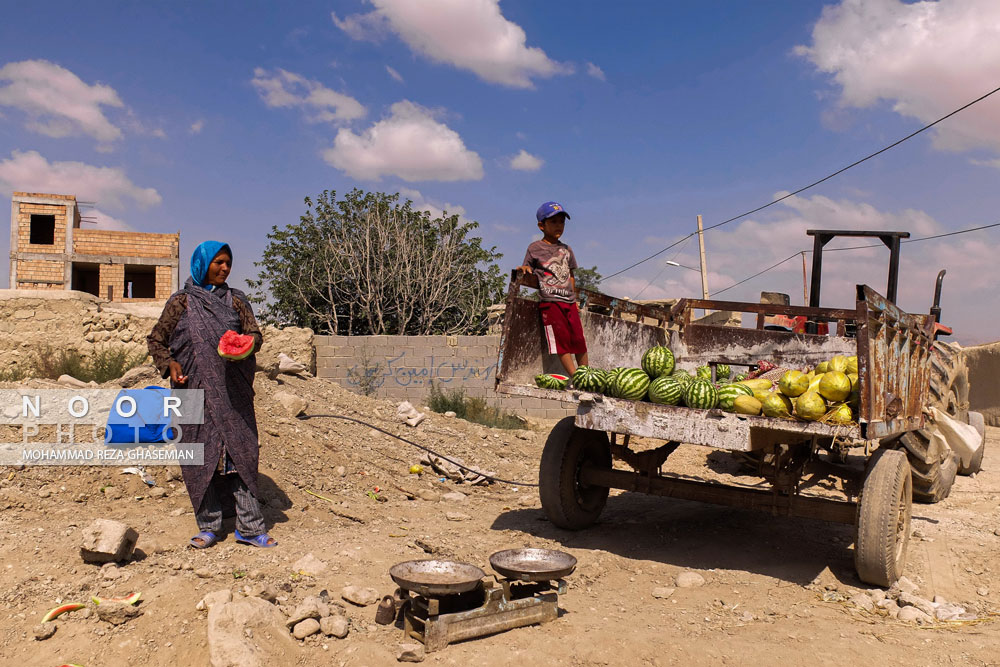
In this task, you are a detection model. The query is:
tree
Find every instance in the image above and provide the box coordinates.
[247,189,505,335]
[575,265,603,293]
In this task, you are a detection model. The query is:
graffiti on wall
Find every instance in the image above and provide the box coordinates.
[344,350,496,389]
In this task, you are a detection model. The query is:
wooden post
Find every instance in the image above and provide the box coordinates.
[696,215,709,300]
[801,251,809,305]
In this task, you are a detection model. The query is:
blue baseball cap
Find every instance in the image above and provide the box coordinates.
[536,201,571,223]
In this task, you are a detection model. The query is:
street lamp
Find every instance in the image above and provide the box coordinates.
[665,260,701,273]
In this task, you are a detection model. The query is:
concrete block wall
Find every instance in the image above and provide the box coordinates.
[14,201,68,256]
[315,334,576,419]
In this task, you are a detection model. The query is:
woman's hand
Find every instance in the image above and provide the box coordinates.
[169,360,188,386]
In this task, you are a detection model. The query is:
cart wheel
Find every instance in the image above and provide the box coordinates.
[900,430,958,503]
[855,448,912,587]
[539,417,611,530]
[958,411,986,476]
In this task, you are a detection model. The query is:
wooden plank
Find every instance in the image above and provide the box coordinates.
[580,466,858,524]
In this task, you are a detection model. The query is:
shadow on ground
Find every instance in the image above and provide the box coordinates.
[491,491,857,586]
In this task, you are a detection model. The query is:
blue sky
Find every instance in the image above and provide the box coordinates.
[1,0,999,343]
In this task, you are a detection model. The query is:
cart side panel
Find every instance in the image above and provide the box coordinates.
[670,324,857,371]
[856,285,933,440]
[495,295,667,387]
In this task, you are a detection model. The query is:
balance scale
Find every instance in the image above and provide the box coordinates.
[389,548,576,652]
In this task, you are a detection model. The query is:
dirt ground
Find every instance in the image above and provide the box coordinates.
[1,371,998,666]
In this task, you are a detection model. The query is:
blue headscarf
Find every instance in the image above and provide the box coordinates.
[190,241,231,289]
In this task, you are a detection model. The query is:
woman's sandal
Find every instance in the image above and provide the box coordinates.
[189,530,219,549]
[234,528,277,548]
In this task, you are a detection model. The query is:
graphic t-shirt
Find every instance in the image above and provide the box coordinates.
[522,240,578,303]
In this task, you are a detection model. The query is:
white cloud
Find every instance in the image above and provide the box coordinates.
[251,67,366,123]
[385,65,404,83]
[397,187,468,221]
[0,59,124,143]
[509,149,543,172]
[334,0,571,88]
[189,119,205,134]
[323,100,483,182]
[84,208,134,232]
[614,192,998,344]
[586,62,606,81]
[796,0,1000,156]
[0,150,161,210]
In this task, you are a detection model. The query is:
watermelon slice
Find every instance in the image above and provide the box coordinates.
[218,330,254,360]
[41,602,85,622]
[91,592,141,606]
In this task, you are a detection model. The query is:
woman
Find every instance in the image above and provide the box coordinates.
[147,241,276,548]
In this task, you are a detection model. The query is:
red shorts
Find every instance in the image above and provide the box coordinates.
[539,301,587,355]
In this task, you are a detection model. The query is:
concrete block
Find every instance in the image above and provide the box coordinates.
[80,519,139,563]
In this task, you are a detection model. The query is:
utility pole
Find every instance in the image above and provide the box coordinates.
[696,215,709,300]
[801,251,808,305]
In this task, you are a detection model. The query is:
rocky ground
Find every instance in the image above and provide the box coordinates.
[1,368,998,666]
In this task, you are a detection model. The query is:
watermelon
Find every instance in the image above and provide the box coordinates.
[696,365,712,380]
[733,373,747,383]
[641,346,675,379]
[603,367,628,397]
[612,368,650,401]
[572,366,605,393]
[683,378,718,409]
[534,373,569,390]
[670,369,693,385]
[716,364,732,380]
[218,330,254,360]
[717,382,754,411]
[647,376,684,405]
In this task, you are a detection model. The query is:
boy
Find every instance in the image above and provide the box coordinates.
[517,201,589,376]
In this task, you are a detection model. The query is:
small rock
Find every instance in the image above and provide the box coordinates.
[292,553,327,577]
[441,491,467,504]
[867,589,887,603]
[342,585,380,607]
[994,528,1000,537]
[405,413,426,428]
[273,391,308,418]
[443,411,456,418]
[445,511,470,522]
[196,590,233,612]
[977,586,989,597]
[320,615,349,638]
[888,576,919,598]
[739,611,755,623]
[194,568,213,579]
[102,486,123,500]
[96,601,143,626]
[675,572,706,588]
[336,466,347,478]
[651,587,675,599]
[101,563,122,580]
[80,518,138,564]
[517,496,535,508]
[416,490,440,502]
[58,374,89,388]
[149,487,168,499]
[934,603,966,621]
[397,642,425,663]
[38,488,51,499]
[250,585,278,603]
[169,508,187,517]
[849,594,875,613]
[897,606,932,624]
[33,623,56,640]
[897,592,936,617]
[285,596,330,628]
[292,618,321,640]
[877,599,900,618]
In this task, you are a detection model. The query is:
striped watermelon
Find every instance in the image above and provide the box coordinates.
[717,382,754,410]
[670,369,693,385]
[717,364,732,380]
[647,376,684,405]
[572,366,605,393]
[641,346,675,378]
[535,373,569,390]
[603,367,628,397]
[683,378,719,409]
[733,373,748,383]
[612,368,650,401]
[696,365,712,380]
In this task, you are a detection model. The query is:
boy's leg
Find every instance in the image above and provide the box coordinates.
[576,352,590,368]
[558,353,577,376]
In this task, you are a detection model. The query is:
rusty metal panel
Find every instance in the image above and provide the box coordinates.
[671,325,856,369]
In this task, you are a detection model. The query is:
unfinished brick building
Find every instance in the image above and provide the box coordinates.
[8,192,179,301]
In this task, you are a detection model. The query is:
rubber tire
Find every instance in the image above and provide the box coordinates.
[901,430,959,503]
[538,417,612,530]
[855,448,912,587]
[958,411,986,476]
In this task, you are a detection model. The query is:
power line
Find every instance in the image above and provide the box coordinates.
[711,221,1000,297]
[605,83,1000,280]
[632,235,692,299]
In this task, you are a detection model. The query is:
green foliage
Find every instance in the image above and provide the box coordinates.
[0,365,29,382]
[574,265,603,293]
[31,345,148,384]
[346,347,384,397]
[427,382,526,430]
[247,189,505,335]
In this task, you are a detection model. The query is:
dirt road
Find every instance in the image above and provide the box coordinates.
[2,373,998,666]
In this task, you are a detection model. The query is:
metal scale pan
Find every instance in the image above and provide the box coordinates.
[489,548,577,582]
[389,559,486,597]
